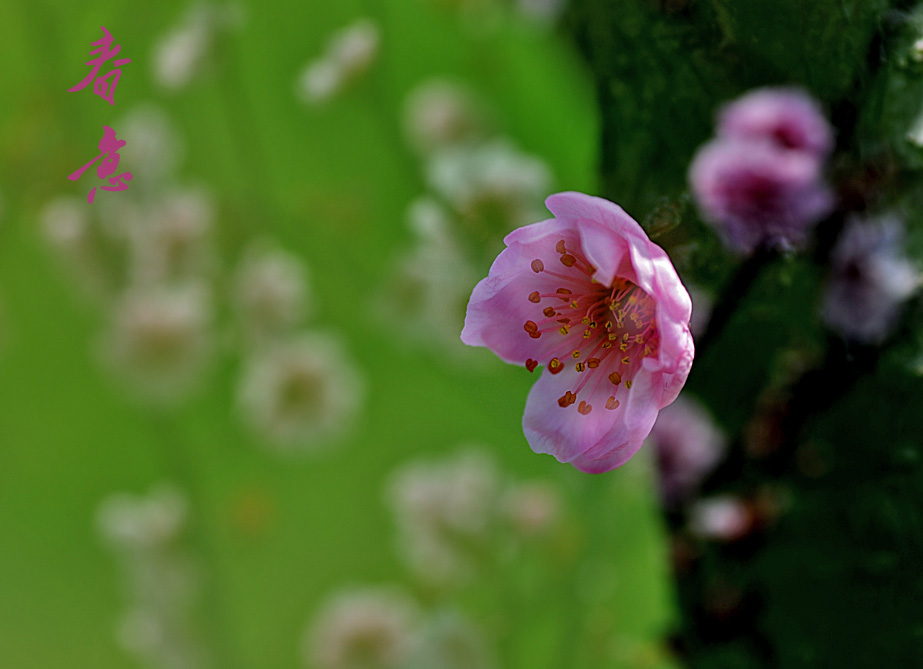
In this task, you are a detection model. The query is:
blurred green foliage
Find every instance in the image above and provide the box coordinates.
[0,1,679,668]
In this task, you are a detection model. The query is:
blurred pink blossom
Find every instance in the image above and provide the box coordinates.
[690,87,834,254]
[718,87,833,160]
[821,215,920,343]
[649,394,725,508]
[462,192,694,473]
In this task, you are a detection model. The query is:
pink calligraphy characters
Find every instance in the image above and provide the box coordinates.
[68,126,133,203]
[68,26,131,105]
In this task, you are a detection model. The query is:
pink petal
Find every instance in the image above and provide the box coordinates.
[569,368,661,471]
[462,217,579,364]
[522,365,628,464]
[545,192,648,288]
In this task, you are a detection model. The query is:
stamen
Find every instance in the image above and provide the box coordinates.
[577,401,592,415]
[531,259,544,273]
[605,396,620,410]
[548,358,563,375]
[625,379,633,389]
[543,307,556,317]
[555,239,567,254]
[523,321,538,333]
[525,358,538,373]
[557,390,576,408]
[528,291,541,303]
[608,372,621,385]
[560,254,577,267]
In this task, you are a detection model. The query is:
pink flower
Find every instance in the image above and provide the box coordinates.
[461,192,694,473]
[649,395,725,508]
[689,139,833,254]
[718,87,833,161]
[690,87,834,254]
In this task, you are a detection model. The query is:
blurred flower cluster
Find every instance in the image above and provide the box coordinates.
[303,447,570,669]
[690,88,834,255]
[296,18,380,105]
[42,104,365,451]
[378,78,553,361]
[97,485,207,669]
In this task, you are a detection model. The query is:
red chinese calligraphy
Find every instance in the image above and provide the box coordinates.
[68,126,133,203]
[68,26,131,105]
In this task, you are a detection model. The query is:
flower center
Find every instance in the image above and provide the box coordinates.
[522,239,659,415]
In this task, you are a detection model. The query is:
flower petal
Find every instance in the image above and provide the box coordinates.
[568,368,661,472]
[522,365,628,465]
[545,191,648,288]
[462,217,581,364]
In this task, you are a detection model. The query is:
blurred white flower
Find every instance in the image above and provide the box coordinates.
[98,484,188,551]
[686,283,714,339]
[405,611,497,669]
[403,79,486,155]
[689,496,753,542]
[40,196,111,298]
[233,240,310,346]
[517,0,566,23]
[907,104,923,147]
[910,37,923,63]
[304,587,418,669]
[378,198,480,356]
[386,449,502,584]
[128,189,216,286]
[426,139,552,236]
[102,282,213,402]
[118,105,184,187]
[237,333,364,451]
[97,484,207,669]
[153,3,243,91]
[501,480,562,538]
[296,19,380,105]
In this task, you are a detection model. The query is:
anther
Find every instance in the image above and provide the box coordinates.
[621,357,631,365]
[605,396,620,410]
[525,358,538,372]
[555,239,567,254]
[543,307,556,318]
[528,291,541,303]
[587,358,600,369]
[557,390,576,408]
[571,350,580,359]
[583,329,592,339]
[625,379,633,389]
[577,401,592,415]
[558,325,569,335]
[582,317,591,325]
[531,259,544,273]
[548,358,563,375]
[524,320,538,333]
[608,372,621,385]
[575,362,586,372]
